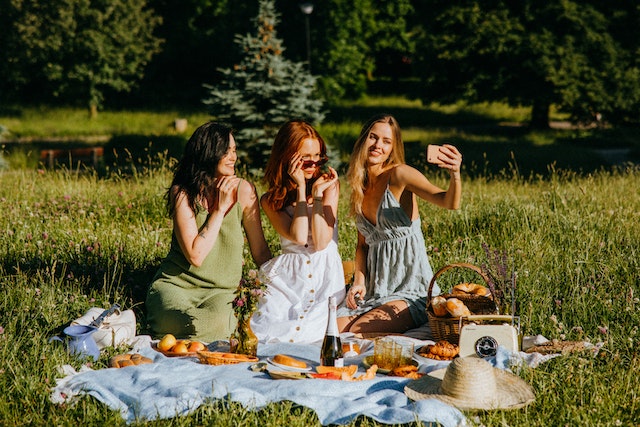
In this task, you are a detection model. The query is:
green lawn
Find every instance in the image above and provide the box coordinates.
[1,99,639,425]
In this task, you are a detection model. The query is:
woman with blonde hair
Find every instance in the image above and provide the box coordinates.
[337,114,462,335]
[251,119,345,344]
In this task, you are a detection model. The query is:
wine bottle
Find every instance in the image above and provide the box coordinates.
[321,296,344,367]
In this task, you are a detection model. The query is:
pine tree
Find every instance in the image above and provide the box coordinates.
[203,0,324,170]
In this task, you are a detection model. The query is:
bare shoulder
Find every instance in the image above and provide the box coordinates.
[389,164,422,183]
[237,179,259,205]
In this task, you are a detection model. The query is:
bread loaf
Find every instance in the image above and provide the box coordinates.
[445,298,471,317]
[431,296,448,317]
[273,354,307,369]
[109,353,153,368]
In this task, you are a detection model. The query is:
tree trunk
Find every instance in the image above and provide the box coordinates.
[89,104,98,119]
[530,99,550,129]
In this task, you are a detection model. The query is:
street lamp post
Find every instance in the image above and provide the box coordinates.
[299,2,314,71]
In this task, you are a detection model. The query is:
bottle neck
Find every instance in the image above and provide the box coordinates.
[326,296,339,336]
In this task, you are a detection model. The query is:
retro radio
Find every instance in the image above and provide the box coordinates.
[458,315,521,358]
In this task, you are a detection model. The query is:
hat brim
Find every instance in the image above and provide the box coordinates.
[404,365,535,410]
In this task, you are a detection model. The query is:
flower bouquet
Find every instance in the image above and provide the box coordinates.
[229,268,267,356]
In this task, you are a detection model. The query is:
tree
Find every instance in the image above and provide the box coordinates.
[412,0,638,127]
[1,0,163,117]
[203,0,324,170]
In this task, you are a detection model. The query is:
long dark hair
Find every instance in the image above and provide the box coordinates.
[263,120,327,211]
[167,121,233,216]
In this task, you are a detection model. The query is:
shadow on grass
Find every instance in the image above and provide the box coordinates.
[1,254,158,333]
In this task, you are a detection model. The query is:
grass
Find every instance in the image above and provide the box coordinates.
[1,99,639,425]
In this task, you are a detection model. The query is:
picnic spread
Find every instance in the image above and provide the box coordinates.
[50,266,603,426]
[49,330,599,426]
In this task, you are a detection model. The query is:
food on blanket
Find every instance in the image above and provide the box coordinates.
[445,298,471,318]
[197,350,259,365]
[158,334,177,351]
[310,371,342,380]
[109,353,153,368]
[171,341,189,354]
[452,282,491,297]
[418,340,459,360]
[316,365,358,377]
[390,364,423,379]
[431,296,448,317]
[343,364,378,381]
[273,354,307,369]
[188,341,206,352]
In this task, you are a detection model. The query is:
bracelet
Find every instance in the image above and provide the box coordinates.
[313,196,323,202]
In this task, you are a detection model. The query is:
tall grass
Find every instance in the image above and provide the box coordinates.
[1,160,638,426]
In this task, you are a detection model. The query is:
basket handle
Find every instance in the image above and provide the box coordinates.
[427,262,492,302]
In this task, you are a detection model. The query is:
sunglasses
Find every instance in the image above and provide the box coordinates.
[301,157,328,169]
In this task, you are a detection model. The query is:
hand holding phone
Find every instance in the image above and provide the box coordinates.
[426,144,445,165]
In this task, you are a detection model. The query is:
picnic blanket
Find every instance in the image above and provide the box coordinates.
[50,334,573,426]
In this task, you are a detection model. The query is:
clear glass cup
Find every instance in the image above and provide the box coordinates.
[374,337,401,370]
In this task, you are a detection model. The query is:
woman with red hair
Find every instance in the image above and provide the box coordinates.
[251,119,345,344]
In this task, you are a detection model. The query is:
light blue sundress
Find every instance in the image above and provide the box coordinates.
[337,186,439,326]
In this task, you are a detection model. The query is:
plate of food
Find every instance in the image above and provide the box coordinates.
[362,355,418,375]
[197,350,259,365]
[152,334,206,357]
[267,354,312,372]
[267,369,311,380]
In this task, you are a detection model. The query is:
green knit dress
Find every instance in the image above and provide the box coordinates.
[146,202,243,342]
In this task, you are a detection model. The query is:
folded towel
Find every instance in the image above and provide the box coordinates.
[51,336,466,426]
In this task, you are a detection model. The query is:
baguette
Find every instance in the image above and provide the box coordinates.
[445,297,471,317]
[273,354,307,369]
[431,296,448,317]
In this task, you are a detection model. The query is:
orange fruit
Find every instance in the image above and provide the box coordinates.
[188,341,206,352]
[157,334,177,351]
[316,365,358,377]
[171,341,189,354]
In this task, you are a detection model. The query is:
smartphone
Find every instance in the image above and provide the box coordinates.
[426,144,445,165]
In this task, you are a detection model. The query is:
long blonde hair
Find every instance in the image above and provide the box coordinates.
[346,114,405,215]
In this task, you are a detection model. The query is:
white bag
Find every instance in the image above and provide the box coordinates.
[71,307,137,349]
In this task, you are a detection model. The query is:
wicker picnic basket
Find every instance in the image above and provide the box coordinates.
[197,350,259,366]
[426,262,499,344]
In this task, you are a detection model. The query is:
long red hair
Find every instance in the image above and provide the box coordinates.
[263,120,327,211]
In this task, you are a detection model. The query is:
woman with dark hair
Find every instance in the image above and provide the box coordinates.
[336,114,462,336]
[251,119,345,344]
[146,121,271,342]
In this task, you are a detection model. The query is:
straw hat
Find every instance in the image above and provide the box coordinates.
[404,357,534,410]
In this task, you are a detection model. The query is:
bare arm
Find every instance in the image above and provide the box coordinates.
[173,176,239,267]
[345,231,368,309]
[238,180,272,266]
[394,144,462,210]
[310,166,340,250]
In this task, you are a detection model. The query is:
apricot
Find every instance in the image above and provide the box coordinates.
[171,341,189,354]
[157,334,177,351]
[188,341,206,352]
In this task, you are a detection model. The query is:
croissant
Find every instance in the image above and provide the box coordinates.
[419,341,459,360]
[452,282,491,297]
